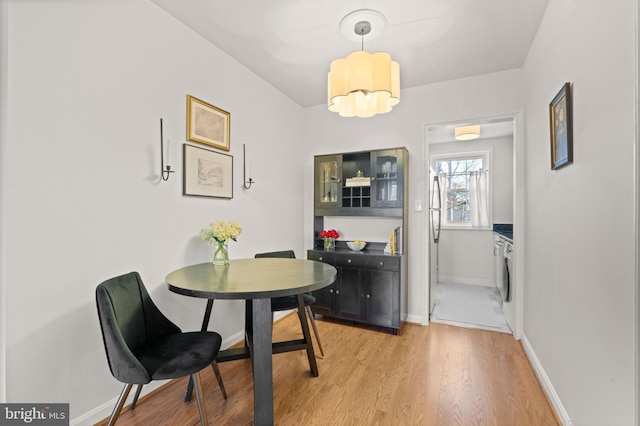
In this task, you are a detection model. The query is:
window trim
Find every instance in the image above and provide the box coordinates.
[430,149,492,230]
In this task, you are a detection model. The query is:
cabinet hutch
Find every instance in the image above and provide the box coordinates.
[308,147,408,334]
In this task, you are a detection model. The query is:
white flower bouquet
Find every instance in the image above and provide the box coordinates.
[199,220,242,244]
[199,220,241,266]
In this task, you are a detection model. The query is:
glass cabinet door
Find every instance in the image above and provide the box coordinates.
[371,149,401,207]
[314,155,342,209]
[314,148,406,214]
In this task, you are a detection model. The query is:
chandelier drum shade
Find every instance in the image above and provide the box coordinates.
[328,14,400,118]
[328,51,400,118]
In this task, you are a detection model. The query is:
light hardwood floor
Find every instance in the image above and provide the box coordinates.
[98,314,559,425]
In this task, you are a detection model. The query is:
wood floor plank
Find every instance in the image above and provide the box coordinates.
[97,314,559,425]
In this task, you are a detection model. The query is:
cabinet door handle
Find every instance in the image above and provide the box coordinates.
[347,259,352,264]
[319,256,324,261]
[366,294,371,299]
[379,261,384,266]
[329,288,334,293]
[335,290,340,295]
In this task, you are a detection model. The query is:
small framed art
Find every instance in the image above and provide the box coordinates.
[549,82,573,170]
[186,95,230,151]
[183,144,233,199]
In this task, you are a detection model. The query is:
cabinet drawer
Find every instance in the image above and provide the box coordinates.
[367,256,400,271]
[307,251,334,264]
[335,254,368,269]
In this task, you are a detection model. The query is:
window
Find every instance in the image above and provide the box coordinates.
[432,150,491,229]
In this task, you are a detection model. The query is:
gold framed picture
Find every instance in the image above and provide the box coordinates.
[183,144,233,199]
[186,95,230,151]
[549,82,573,170]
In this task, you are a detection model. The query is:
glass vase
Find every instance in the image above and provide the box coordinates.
[212,240,230,266]
[323,237,335,251]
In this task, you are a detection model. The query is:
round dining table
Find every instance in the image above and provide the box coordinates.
[166,257,337,425]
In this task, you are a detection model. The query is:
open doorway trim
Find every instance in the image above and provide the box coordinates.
[422,113,524,340]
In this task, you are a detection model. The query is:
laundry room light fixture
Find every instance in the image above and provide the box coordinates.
[454,125,481,140]
[328,10,400,118]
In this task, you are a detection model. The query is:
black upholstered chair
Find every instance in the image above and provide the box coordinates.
[254,250,324,356]
[96,272,225,425]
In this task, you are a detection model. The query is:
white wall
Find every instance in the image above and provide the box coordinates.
[322,216,403,244]
[2,1,637,424]
[303,70,524,323]
[1,0,305,423]
[435,229,495,286]
[430,136,514,285]
[522,0,636,423]
[0,0,8,404]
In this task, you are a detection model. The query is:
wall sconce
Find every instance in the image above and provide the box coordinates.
[159,118,174,181]
[243,143,254,189]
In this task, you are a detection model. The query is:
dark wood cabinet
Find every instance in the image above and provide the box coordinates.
[306,251,335,318]
[336,266,365,320]
[311,147,408,334]
[313,148,407,217]
[307,250,405,333]
[366,268,399,328]
[314,154,342,211]
[370,149,404,209]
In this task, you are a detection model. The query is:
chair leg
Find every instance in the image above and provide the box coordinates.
[192,372,209,426]
[210,361,228,400]
[130,384,143,410]
[107,383,133,426]
[306,306,324,357]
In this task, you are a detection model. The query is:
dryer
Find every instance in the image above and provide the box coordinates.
[494,231,512,302]
[502,240,513,302]
[494,236,505,294]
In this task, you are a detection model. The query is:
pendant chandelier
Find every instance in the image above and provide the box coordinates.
[327,11,400,118]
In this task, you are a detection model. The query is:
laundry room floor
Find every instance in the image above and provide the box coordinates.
[431,281,512,333]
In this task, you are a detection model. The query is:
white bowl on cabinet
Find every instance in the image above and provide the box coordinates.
[346,241,367,251]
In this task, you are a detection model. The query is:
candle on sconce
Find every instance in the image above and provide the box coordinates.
[160,118,174,182]
[243,143,254,189]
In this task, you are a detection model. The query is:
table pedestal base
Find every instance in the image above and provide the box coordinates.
[185,295,319,425]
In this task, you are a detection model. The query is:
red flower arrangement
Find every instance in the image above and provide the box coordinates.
[320,229,340,239]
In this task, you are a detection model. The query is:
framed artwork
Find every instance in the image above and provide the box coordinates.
[186,95,230,151]
[549,82,573,170]
[183,144,233,199]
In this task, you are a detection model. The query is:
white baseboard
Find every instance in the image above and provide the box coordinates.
[222,329,246,348]
[438,275,496,287]
[520,333,573,425]
[273,310,292,322]
[71,380,169,426]
[405,314,423,324]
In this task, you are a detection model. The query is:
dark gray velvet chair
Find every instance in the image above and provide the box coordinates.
[96,272,224,425]
[254,250,324,356]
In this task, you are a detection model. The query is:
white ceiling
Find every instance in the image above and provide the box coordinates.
[151,0,549,108]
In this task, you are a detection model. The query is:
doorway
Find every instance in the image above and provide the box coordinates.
[425,117,516,333]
